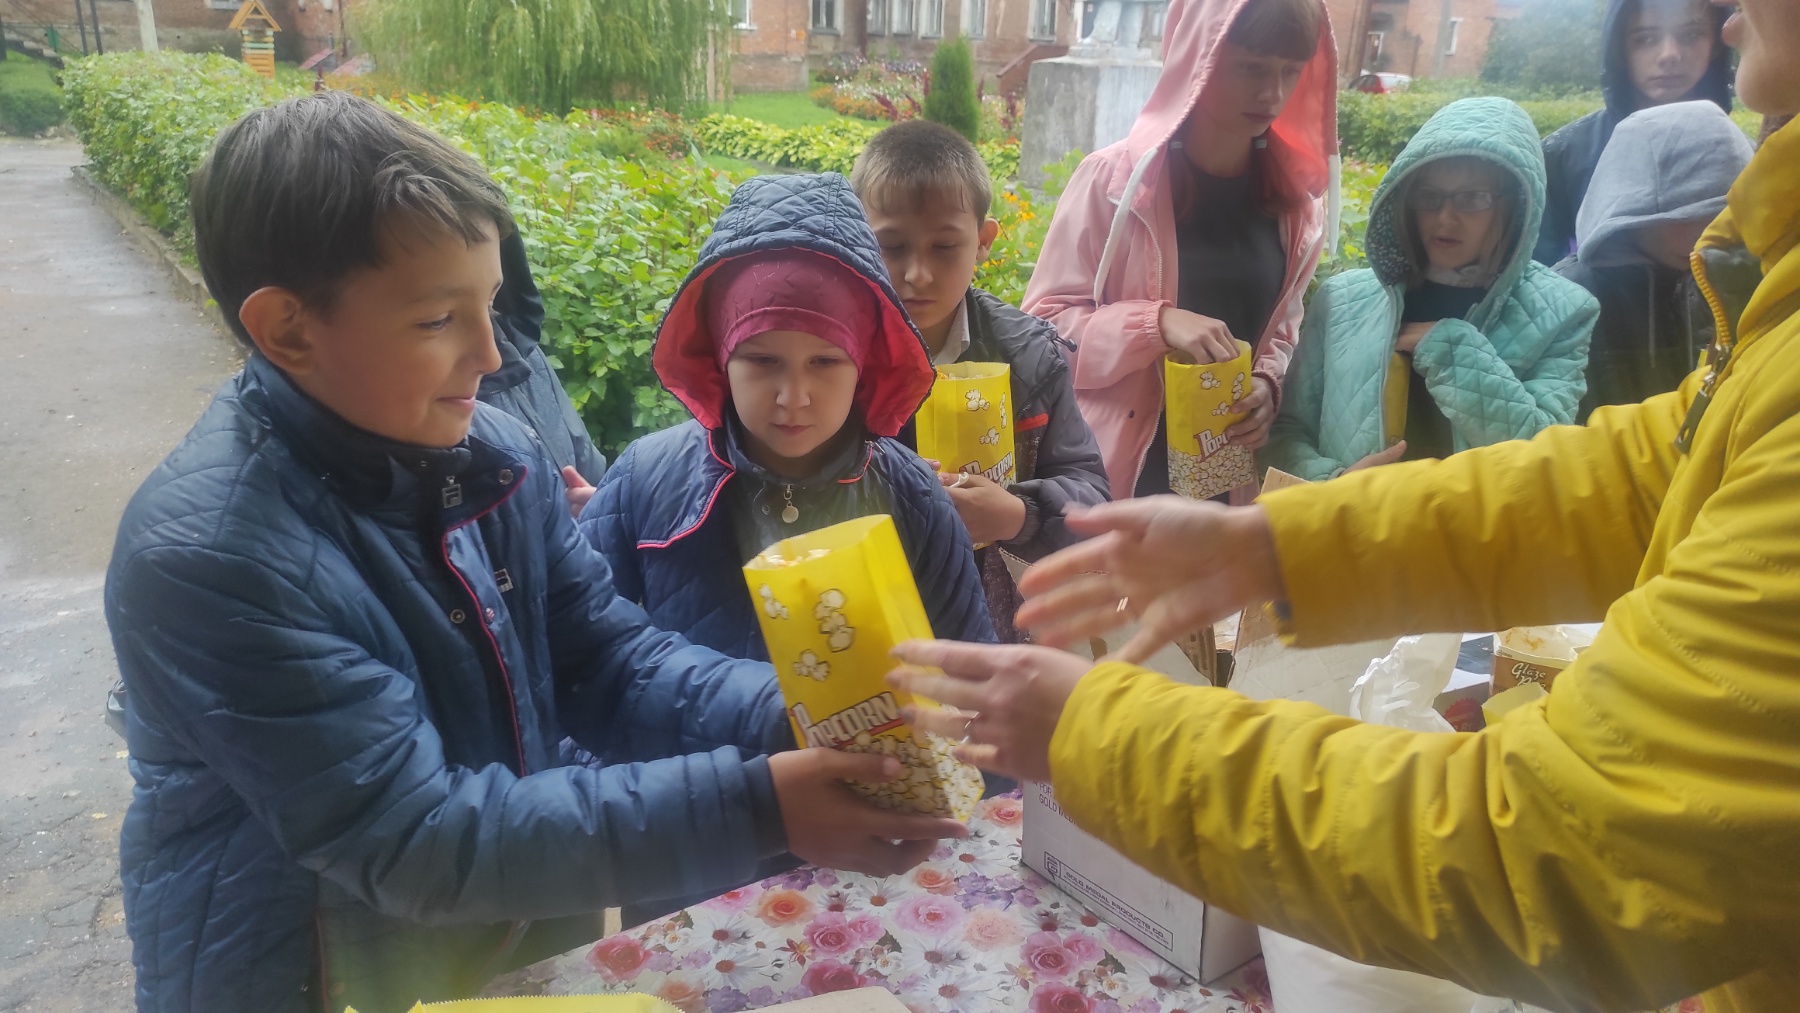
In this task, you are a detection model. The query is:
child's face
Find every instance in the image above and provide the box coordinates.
[727,330,860,473]
[277,221,504,448]
[865,189,998,354]
[1627,0,1717,106]
[1410,160,1505,275]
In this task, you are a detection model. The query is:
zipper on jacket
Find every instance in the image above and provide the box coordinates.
[1676,248,1737,453]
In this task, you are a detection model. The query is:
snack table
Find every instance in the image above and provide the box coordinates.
[487,793,1275,1012]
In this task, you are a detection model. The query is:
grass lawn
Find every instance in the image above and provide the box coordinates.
[707,90,848,129]
[0,54,64,135]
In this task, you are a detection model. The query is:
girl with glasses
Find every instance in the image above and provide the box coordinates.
[1262,97,1600,479]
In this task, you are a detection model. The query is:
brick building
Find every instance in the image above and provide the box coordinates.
[1324,0,1522,82]
[730,0,1092,94]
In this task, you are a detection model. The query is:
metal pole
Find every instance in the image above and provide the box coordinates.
[74,0,89,55]
[89,0,104,53]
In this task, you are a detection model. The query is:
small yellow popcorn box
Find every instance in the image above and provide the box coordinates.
[1165,341,1257,501]
[743,515,984,822]
[915,362,1016,487]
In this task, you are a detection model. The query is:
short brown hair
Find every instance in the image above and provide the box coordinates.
[850,120,993,223]
[190,91,514,347]
[1226,0,1324,62]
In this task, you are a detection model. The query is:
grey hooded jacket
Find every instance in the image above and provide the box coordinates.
[1555,101,1754,418]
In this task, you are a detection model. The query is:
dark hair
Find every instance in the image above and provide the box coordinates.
[1226,0,1324,62]
[850,119,993,223]
[190,91,514,347]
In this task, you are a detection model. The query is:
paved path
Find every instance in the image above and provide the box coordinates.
[0,138,240,1012]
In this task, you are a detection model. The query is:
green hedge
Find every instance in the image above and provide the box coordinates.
[0,55,68,135]
[696,112,1023,183]
[1337,90,1601,162]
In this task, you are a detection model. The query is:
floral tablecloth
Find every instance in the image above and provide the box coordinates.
[491,793,1273,1013]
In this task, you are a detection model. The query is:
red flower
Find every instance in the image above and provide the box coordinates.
[801,959,868,995]
[1022,932,1079,979]
[1030,984,1094,1013]
[586,935,651,983]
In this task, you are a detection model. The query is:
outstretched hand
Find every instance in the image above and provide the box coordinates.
[887,640,1092,784]
[769,748,968,878]
[1014,497,1286,664]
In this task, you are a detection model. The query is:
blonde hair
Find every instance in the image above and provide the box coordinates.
[1397,156,1518,288]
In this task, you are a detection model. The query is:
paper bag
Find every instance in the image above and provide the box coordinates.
[743,515,984,821]
[1165,342,1256,500]
[916,362,1016,486]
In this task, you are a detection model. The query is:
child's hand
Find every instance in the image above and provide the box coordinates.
[1346,441,1408,472]
[1159,307,1240,364]
[560,466,596,521]
[939,471,1028,544]
[769,748,968,878]
[1395,322,1436,353]
[1222,376,1276,449]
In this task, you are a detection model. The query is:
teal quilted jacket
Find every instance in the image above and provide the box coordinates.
[1263,98,1599,481]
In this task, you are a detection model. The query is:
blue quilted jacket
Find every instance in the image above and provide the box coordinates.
[105,355,791,1013]
[579,172,995,656]
[1264,98,1599,480]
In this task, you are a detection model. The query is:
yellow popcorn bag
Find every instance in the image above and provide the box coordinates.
[1165,340,1256,500]
[743,515,984,822]
[1383,352,1410,448]
[915,362,1016,486]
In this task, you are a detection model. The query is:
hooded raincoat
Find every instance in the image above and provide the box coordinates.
[1533,0,1733,265]
[1045,119,1800,1013]
[579,173,995,659]
[1556,101,1753,419]
[1263,98,1598,480]
[1021,0,1339,501]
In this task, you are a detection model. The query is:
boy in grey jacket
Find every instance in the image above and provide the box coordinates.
[852,120,1111,644]
[1554,101,1754,419]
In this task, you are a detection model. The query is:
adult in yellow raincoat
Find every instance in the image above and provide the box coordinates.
[889,0,1800,1009]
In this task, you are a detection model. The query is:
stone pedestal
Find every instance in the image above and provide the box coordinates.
[1019,57,1161,186]
[1018,0,1165,186]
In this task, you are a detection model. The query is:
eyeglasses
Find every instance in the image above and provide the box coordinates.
[1406,188,1500,213]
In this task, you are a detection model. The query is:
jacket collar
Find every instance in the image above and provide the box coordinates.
[249,354,526,521]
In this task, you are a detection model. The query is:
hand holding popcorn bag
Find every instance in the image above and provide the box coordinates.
[1165,341,1257,501]
[915,362,1016,488]
[743,515,984,822]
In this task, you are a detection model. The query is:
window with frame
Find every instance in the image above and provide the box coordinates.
[730,0,753,28]
[1445,16,1463,55]
[1029,0,1057,41]
[921,0,944,36]
[812,0,839,31]
[868,0,889,34]
[893,0,916,33]
[963,0,988,37]
[1367,30,1385,62]
[1145,1,1168,42]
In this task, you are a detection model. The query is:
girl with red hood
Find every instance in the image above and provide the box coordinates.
[1023,0,1339,501]
[578,173,996,661]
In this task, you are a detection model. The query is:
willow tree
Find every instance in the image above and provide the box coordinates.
[356,0,728,112]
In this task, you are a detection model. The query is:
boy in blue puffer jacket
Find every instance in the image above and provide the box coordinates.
[103,94,966,1013]
[578,173,996,659]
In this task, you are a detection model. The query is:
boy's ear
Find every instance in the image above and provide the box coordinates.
[239,287,316,374]
[978,217,1000,261]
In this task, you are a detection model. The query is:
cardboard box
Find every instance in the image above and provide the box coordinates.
[1021,781,1261,984]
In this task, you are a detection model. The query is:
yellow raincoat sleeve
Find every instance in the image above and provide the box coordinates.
[1259,386,1690,644]
[1048,378,1800,1012]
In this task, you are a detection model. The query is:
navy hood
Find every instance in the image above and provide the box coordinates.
[1598,0,1733,125]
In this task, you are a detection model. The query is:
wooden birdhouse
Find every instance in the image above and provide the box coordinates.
[229,0,281,80]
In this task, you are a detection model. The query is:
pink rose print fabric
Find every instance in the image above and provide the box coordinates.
[490,793,1276,1012]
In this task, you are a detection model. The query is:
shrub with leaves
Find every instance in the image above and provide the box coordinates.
[1337,90,1601,162]
[923,37,980,143]
[0,56,66,136]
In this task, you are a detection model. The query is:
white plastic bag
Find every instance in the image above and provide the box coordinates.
[1261,636,1549,1013]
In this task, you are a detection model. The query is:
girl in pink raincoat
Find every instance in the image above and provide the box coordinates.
[1023,0,1340,502]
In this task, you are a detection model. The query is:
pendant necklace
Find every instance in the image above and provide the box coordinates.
[781,484,799,524]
